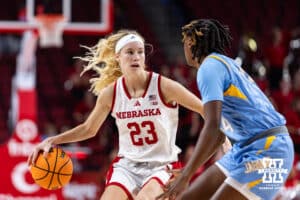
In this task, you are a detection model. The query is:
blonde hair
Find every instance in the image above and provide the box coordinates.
[78,29,145,95]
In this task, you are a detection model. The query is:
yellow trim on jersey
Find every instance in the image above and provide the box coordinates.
[208,55,229,68]
[256,135,276,155]
[247,179,262,189]
[264,135,276,150]
[208,55,247,100]
[224,84,247,99]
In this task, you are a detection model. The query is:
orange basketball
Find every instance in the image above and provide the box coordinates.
[30,146,73,190]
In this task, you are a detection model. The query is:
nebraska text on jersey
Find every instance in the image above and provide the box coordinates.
[116,108,161,119]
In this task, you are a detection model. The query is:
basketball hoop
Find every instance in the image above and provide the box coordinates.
[34,14,66,48]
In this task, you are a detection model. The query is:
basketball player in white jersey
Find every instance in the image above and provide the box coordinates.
[28,30,207,200]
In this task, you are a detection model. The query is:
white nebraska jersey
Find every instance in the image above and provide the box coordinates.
[111,72,181,163]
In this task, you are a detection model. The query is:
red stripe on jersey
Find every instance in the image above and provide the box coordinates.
[121,71,153,99]
[169,161,183,170]
[142,71,153,98]
[158,75,178,108]
[105,156,121,185]
[122,77,131,99]
[106,182,134,200]
[111,81,117,112]
[142,177,165,189]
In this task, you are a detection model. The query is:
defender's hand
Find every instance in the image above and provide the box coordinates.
[156,170,189,200]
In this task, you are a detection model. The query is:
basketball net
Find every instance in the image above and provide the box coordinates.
[34,14,66,48]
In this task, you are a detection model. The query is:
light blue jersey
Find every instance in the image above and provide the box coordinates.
[197,53,294,200]
[197,53,286,143]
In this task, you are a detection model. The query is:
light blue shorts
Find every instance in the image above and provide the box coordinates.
[216,133,294,200]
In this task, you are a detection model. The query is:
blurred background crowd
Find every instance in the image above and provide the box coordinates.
[1,0,300,199]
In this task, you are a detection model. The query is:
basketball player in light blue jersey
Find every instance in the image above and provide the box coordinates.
[158,19,294,200]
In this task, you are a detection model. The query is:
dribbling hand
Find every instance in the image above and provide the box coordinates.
[27,138,53,166]
[156,168,189,200]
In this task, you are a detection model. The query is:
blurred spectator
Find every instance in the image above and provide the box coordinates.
[41,121,58,140]
[176,111,203,152]
[237,34,270,94]
[159,64,172,77]
[264,27,289,90]
[268,95,280,112]
[274,155,300,200]
[255,75,270,95]
[237,33,259,76]
[186,68,199,96]
[293,69,300,97]
[172,65,188,86]
[271,78,295,113]
[284,97,300,155]
[171,54,189,85]
[0,4,25,56]
[68,143,84,173]
[72,91,95,125]
[0,34,20,56]
[285,28,300,82]
[64,59,90,104]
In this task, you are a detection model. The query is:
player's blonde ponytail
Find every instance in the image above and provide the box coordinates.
[79,30,144,95]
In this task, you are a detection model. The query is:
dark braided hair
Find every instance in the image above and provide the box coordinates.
[182,19,232,63]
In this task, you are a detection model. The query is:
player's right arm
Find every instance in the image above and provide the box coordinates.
[28,83,114,165]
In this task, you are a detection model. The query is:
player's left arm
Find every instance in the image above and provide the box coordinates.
[156,100,226,200]
[180,58,229,177]
[160,75,231,152]
[159,76,204,118]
